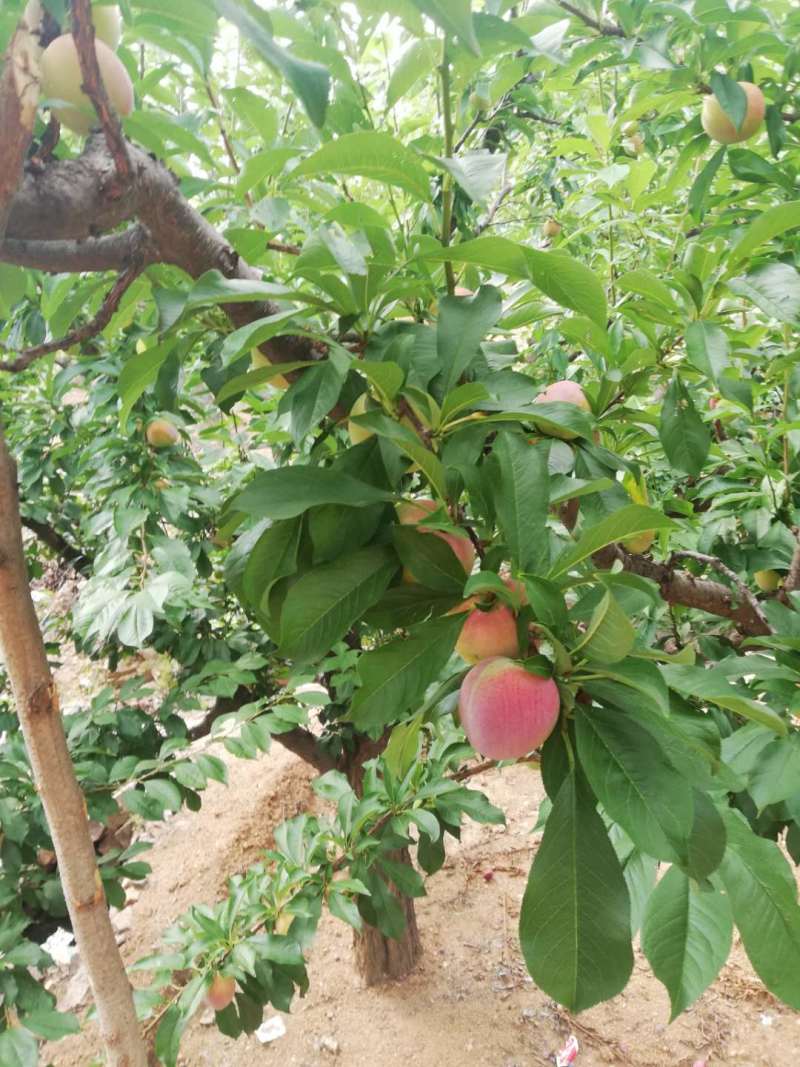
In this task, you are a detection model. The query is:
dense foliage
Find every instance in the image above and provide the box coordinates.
[3,0,800,1062]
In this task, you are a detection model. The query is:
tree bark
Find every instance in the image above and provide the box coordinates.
[0,1,44,239]
[0,427,148,1067]
[347,740,422,986]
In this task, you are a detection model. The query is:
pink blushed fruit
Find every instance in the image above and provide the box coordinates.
[455,602,520,664]
[534,380,590,440]
[397,499,475,581]
[458,657,560,760]
[206,973,236,1012]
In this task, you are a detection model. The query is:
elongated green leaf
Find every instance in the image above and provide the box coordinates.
[662,664,787,736]
[436,285,502,395]
[220,310,307,367]
[392,526,469,592]
[350,411,448,499]
[688,146,725,221]
[292,132,431,202]
[487,433,549,575]
[348,614,465,735]
[519,772,633,1011]
[720,809,800,1008]
[231,467,394,519]
[685,321,729,382]
[387,38,439,107]
[118,339,177,431]
[642,866,732,1020]
[549,505,675,578]
[576,704,693,860]
[617,269,679,311]
[659,375,710,477]
[279,546,398,661]
[216,361,315,404]
[684,788,727,880]
[726,200,800,270]
[709,72,747,131]
[410,0,480,55]
[215,0,329,126]
[576,590,635,665]
[728,262,800,324]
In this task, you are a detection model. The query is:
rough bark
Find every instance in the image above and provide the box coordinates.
[0,427,148,1067]
[347,740,422,986]
[593,544,771,636]
[0,1,44,239]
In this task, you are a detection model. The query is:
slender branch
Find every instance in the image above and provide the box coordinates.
[439,43,456,295]
[0,1,45,239]
[0,427,147,1067]
[475,181,514,237]
[783,528,800,596]
[266,239,301,255]
[556,0,625,37]
[0,265,141,373]
[669,550,772,634]
[21,514,91,572]
[593,544,771,636]
[69,0,131,186]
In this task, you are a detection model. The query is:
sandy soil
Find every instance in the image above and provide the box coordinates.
[40,733,800,1067]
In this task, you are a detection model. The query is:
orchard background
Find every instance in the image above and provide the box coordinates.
[2,0,800,1064]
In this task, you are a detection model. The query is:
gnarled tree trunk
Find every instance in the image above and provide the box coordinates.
[0,427,148,1067]
[347,740,422,986]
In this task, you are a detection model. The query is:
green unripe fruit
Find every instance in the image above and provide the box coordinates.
[754,569,781,592]
[91,5,123,50]
[40,34,133,135]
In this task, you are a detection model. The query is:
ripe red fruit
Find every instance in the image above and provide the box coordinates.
[396,499,475,581]
[456,602,520,664]
[459,657,560,760]
[206,973,236,1012]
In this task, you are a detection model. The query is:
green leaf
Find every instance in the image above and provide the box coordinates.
[348,614,465,734]
[242,517,303,611]
[728,148,793,190]
[216,361,315,404]
[410,0,480,55]
[118,339,177,431]
[387,38,439,107]
[144,777,183,812]
[20,1008,81,1040]
[709,72,747,131]
[519,772,633,1011]
[0,1028,38,1067]
[215,0,329,126]
[642,867,733,1020]
[549,505,675,578]
[720,809,800,1009]
[420,238,607,326]
[747,736,800,810]
[350,411,448,499]
[437,151,508,204]
[384,716,422,779]
[575,704,693,860]
[328,888,363,930]
[688,146,725,221]
[685,321,730,382]
[436,285,502,394]
[662,664,788,736]
[230,467,393,520]
[575,590,635,665]
[487,433,550,574]
[292,132,431,202]
[659,375,710,477]
[278,546,398,661]
[726,201,800,270]
[392,526,469,592]
[617,269,679,312]
[728,262,800,324]
[684,789,727,881]
[219,310,307,367]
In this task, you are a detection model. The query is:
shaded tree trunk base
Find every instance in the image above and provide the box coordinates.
[352,848,422,987]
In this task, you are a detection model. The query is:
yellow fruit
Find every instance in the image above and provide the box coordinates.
[251,348,289,390]
[754,569,781,592]
[145,419,180,448]
[623,530,655,554]
[348,393,374,445]
[621,473,655,554]
[627,132,644,154]
[542,219,561,238]
[701,82,765,145]
[40,34,133,135]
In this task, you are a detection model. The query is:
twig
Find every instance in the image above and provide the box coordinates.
[783,529,800,595]
[70,0,131,186]
[0,265,141,372]
[266,239,301,255]
[20,514,91,572]
[475,181,514,236]
[556,0,625,37]
[669,550,772,633]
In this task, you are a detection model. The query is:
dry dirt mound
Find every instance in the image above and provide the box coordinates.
[44,747,799,1067]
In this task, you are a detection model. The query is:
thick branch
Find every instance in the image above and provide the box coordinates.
[70,0,131,185]
[593,545,771,636]
[0,427,147,1067]
[670,550,771,634]
[557,0,625,36]
[0,265,141,372]
[0,225,156,272]
[21,514,91,572]
[0,1,45,239]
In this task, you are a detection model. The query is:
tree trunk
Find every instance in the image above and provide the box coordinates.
[347,741,422,986]
[0,427,148,1067]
